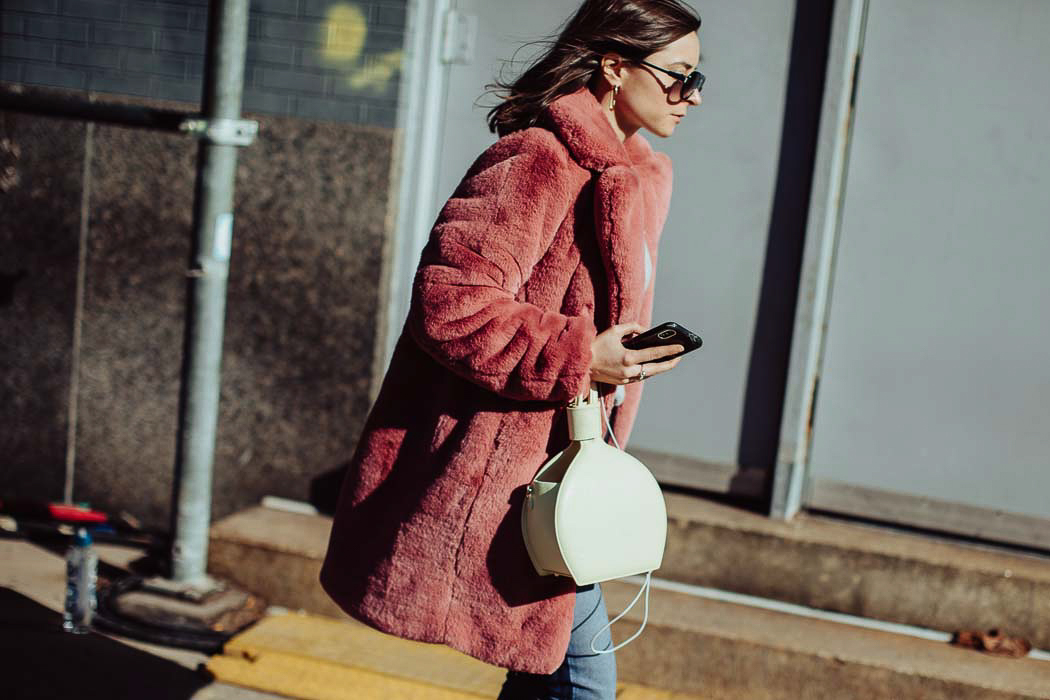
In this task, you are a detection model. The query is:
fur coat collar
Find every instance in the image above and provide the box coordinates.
[542,86,661,171]
[542,87,673,332]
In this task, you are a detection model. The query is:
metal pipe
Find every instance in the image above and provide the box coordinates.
[0,84,193,132]
[769,0,869,520]
[64,123,95,505]
[170,0,251,584]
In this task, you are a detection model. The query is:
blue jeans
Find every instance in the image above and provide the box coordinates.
[497,583,617,700]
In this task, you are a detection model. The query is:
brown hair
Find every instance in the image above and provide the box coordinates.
[485,0,701,136]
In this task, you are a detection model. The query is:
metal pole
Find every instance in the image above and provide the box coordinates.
[170,0,251,584]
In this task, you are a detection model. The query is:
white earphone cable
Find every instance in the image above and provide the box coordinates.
[600,391,622,450]
[589,571,652,655]
[589,390,653,655]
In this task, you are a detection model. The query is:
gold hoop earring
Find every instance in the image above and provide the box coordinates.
[609,85,620,111]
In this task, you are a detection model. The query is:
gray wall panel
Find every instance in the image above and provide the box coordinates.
[807,0,1050,518]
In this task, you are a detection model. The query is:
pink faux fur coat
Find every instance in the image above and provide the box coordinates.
[320,87,673,674]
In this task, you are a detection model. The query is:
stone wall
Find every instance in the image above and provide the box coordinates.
[0,93,392,527]
[0,113,85,504]
[0,0,405,527]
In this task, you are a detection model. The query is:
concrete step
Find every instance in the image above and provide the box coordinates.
[209,505,343,619]
[660,492,1050,649]
[602,580,1050,700]
[208,498,1050,698]
[210,494,1050,651]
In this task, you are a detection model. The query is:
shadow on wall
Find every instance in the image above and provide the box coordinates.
[737,0,834,492]
[0,586,210,700]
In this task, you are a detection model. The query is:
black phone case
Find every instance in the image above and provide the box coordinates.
[622,321,703,362]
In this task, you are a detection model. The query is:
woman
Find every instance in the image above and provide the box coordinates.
[320,1,703,697]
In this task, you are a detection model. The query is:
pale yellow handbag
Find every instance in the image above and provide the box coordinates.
[521,387,667,653]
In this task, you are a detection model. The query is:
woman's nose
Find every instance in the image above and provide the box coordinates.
[687,91,702,106]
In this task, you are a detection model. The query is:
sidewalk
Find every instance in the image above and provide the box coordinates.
[0,534,281,700]
[1,533,693,700]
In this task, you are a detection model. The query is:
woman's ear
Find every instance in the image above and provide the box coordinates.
[599,53,624,88]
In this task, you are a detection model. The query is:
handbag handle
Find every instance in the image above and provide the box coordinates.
[568,386,600,408]
[567,388,602,441]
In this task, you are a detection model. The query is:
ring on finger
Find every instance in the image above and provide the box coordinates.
[638,365,647,382]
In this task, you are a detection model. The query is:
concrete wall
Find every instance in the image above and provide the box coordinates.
[0,0,405,126]
[427,0,831,496]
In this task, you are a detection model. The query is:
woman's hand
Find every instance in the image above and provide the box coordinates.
[589,322,685,385]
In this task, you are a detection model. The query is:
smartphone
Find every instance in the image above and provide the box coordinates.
[622,321,703,363]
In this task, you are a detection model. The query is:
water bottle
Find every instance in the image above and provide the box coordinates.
[63,527,98,634]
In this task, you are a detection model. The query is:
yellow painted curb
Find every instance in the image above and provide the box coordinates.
[208,651,486,700]
[207,611,503,699]
[207,611,707,699]
[215,612,506,695]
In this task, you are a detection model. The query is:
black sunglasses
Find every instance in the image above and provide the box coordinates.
[636,60,706,100]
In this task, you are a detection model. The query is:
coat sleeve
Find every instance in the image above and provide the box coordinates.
[407,132,596,403]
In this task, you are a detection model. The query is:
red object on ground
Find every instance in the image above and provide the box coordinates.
[48,503,108,523]
[0,499,109,524]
